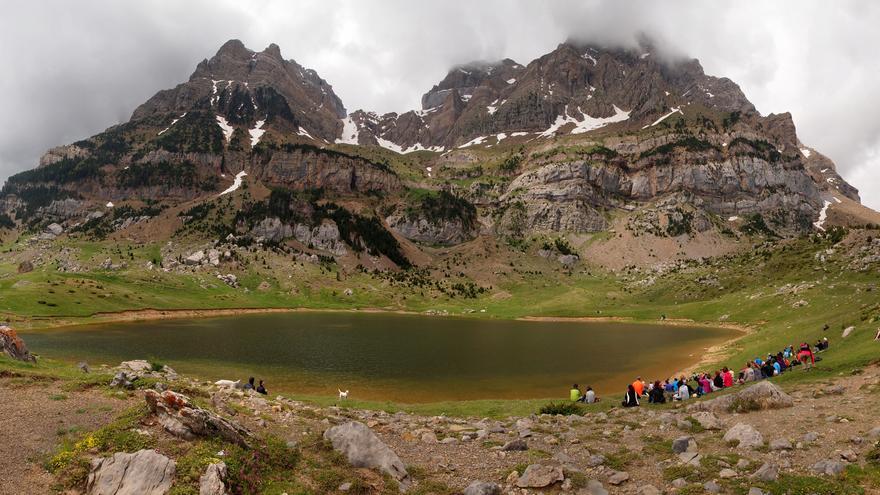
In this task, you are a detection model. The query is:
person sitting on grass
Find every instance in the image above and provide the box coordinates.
[244,377,255,390]
[256,379,267,395]
[622,384,640,407]
[648,381,666,404]
[570,384,583,402]
[585,386,597,403]
[676,378,690,401]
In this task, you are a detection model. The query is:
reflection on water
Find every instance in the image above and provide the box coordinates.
[21,312,735,402]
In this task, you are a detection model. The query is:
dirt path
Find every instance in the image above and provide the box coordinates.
[0,377,132,495]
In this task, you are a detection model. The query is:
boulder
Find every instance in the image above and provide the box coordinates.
[110,371,136,389]
[723,423,764,449]
[17,260,33,273]
[46,222,64,235]
[463,481,501,495]
[842,326,855,338]
[769,438,792,450]
[199,462,228,495]
[704,480,722,493]
[0,326,36,362]
[607,471,630,485]
[812,459,846,476]
[691,411,723,430]
[323,421,411,490]
[501,439,528,451]
[86,449,175,495]
[185,250,205,265]
[751,463,778,482]
[672,436,697,454]
[638,485,661,495]
[690,381,793,413]
[515,464,563,488]
[583,479,609,495]
[867,426,880,440]
[719,468,737,478]
[144,390,252,447]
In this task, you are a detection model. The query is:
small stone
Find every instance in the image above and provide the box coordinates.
[840,449,858,462]
[515,464,563,488]
[751,463,778,482]
[671,477,688,488]
[585,454,605,467]
[502,439,528,451]
[724,423,764,450]
[638,485,661,495]
[672,436,697,454]
[812,459,846,476]
[770,438,792,450]
[583,479,608,495]
[607,471,629,486]
[704,480,722,493]
[462,481,501,495]
[748,489,765,495]
[338,481,352,491]
[803,431,819,443]
[719,468,737,478]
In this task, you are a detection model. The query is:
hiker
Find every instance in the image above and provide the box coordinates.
[677,378,690,401]
[622,384,640,407]
[570,384,583,402]
[244,377,255,390]
[699,374,713,394]
[648,380,666,404]
[713,371,724,390]
[585,386,597,403]
[632,377,645,396]
[822,337,829,350]
[798,343,815,371]
[256,380,267,395]
[722,367,734,388]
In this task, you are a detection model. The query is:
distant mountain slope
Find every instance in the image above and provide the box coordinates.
[0,38,871,273]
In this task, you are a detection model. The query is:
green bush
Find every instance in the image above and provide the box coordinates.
[538,401,583,416]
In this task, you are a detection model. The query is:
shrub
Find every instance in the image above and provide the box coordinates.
[538,401,583,416]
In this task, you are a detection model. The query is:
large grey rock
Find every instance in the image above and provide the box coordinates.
[691,411,723,430]
[704,480,722,493]
[144,390,252,447]
[516,464,563,488]
[86,449,175,495]
[199,462,228,495]
[672,436,697,454]
[769,438,792,450]
[638,485,661,495]
[607,471,630,485]
[581,479,608,495]
[751,463,778,482]
[690,381,793,413]
[724,423,764,449]
[462,481,501,495]
[324,421,411,490]
[501,438,528,451]
[867,426,880,439]
[812,459,846,476]
[0,326,36,363]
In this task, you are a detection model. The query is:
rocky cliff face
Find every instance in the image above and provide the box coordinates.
[0,37,867,260]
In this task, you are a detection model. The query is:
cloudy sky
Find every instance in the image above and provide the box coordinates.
[2,0,879,209]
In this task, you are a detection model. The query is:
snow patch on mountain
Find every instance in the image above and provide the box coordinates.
[336,116,360,145]
[458,135,489,148]
[219,171,247,196]
[249,119,266,146]
[158,112,187,136]
[216,115,234,142]
[541,105,630,137]
[813,200,832,230]
[642,106,682,129]
[800,148,812,158]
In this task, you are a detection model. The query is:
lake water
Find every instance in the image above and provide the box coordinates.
[20,312,735,402]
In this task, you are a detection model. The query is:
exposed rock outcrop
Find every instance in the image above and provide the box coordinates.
[86,449,175,495]
[323,421,411,491]
[144,390,253,447]
[0,326,36,363]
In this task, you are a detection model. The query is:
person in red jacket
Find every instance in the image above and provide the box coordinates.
[722,367,734,387]
[797,343,815,371]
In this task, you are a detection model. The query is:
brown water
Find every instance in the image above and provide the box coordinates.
[20,312,736,402]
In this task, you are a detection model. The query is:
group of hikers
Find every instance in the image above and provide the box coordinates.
[245,376,268,395]
[569,339,829,407]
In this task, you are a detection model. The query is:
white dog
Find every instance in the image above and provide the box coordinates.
[215,379,240,389]
[338,389,349,400]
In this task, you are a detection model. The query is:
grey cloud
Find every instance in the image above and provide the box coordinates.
[1,0,878,208]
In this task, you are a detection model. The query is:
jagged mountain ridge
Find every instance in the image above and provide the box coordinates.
[0,37,873,273]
